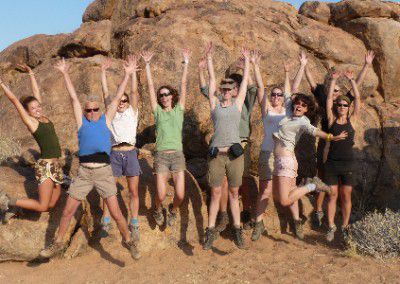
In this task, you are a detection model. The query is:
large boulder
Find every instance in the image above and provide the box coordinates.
[82,0,117,22]
[299,1,331,24]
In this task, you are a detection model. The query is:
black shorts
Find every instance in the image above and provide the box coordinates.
[323,160,354,186]
[316,139,326,171]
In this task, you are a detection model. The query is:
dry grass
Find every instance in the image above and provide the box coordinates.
[0,137,21,163]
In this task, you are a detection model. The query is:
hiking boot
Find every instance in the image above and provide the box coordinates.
[2,207,17,224]
[305,177,331,194]
[39,241,66,259]
[233,227,246,249]
[99,218,113,238]
[215,211,229,233]
[0,191,10,212]
[251,220,266,242]
[203,227,218,250]
[241,210,253,230]
[326,225,337,242]
[311,211,324,229]
[294,219,304,240]
[125,240,141,260]
[341,226,350,247]
[153,208,164,226]
[130,225,140,243]
[167,204,177,227]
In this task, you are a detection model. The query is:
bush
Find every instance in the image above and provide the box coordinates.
[348,210,400,258]
[0,137,21,163]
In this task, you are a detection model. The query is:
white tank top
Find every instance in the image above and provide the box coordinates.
[110,106,139,146]
[261,107,286,152]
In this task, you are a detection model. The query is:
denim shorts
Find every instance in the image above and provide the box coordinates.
[110,149,142,177]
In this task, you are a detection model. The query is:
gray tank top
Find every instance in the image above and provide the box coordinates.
[210,103,241,148]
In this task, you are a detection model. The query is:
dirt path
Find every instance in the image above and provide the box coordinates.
[1,229,399,284]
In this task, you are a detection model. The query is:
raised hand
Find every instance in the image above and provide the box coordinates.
[250,49,261,65]
[204,41,214,57]
[54,58,70,74]
[182,48,191,64]
[17,64,33,74]
[198,58,207,69]
[365,50,375,65]
[344,70,354,80]
[284,61,292,73]
[241,47,250,60]
[299,51,308,66]
[236,57,245,70]
[124,55,140,74]
[101,57,113,72]
[331,70,342,80]
[141,51,154,64]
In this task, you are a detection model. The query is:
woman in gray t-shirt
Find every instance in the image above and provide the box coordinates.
[203,42,250,250]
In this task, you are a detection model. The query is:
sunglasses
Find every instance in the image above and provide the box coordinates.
[119,99,129,103]
[337,103,349,108]
[295,102,308,108]
[158,92,171,98]
[85,108,100,113]
[271,92,284,97]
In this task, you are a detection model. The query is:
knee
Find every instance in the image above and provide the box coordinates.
[229,189,239,200]
[211,188,222,199]
[130,189,139,199]
[62,207,76,219]
[175,190,184,201]
[329,191,338,201]
[280,199,292,207]
[37,204,50,212]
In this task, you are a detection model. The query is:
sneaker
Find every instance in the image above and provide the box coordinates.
[326,225,337,242]
[39,241,66,259]
[153,208,164,226]
[130,224,140,243]
[341,226,350,247]
[203,227,218,250]
[251,220,266,242]
[242,210,253,230]
[167,204,177,227]
[215,211,229,233]
[233,227,246,249]
[311,211,324,229]
[100,220,113,238]
[0,191,10,212]
[294,219,304,240]
[125,240,141,260]
[2,207,17,224]
[305,177,331,194]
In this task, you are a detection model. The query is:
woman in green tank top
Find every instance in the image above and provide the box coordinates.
[0,64,63,219]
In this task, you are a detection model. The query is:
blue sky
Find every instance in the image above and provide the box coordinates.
[0,0,336,52]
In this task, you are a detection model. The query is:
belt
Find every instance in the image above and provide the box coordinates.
[80,163,109,170]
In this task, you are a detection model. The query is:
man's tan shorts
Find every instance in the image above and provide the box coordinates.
[207,153,244,188]
[258,151,274,181]
[154,151,186,174]
[242,141,251,178]
[68,165,117,201]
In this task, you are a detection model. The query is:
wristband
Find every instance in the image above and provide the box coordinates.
[326,134,333,142]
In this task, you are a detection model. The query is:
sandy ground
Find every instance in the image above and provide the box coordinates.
[1,228,399,284]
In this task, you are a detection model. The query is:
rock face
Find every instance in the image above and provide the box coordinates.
[0,0,400,261]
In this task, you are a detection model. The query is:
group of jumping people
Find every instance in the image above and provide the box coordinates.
[0,42,374,260]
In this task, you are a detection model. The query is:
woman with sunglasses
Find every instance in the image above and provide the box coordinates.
[99,56,142,244]
[141,48,190,228]
[0,64,63,217]
[202,43,251,250]
[324,70,360,242]
[40,57,140,260]
[250,52,308,241]
[304,51,375,228]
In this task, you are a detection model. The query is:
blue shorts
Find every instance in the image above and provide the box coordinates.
[110,149,142,177]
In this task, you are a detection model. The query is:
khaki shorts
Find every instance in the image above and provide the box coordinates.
[154,151,186,174]
[242,141,251,178]
[207,153,244,188]
[34,159,64,185]
[258,151,274,181]
[273,155,298,179]
[68,165,117,201]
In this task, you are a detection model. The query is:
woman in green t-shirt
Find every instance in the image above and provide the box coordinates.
[141,48,190,228]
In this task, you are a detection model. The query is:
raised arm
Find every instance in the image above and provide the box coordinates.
[179,48,190,108]
[141,51,157,112]
[251,50,268,115]
[235,47,250,112]
[237,57,254,85]
[344,70,361,118]
[130,55,139,112]
[18,64,42,103]
[305,64,317,92]
[55,58,83,129]
[198,58,207,90]
[326,71,341,127]
[106,56,137,123]
[100,58,112,106]
[355,50,375,86]
[284,61,291,95]
[205,42,218,110]
[292,51,307,93]
[0,77,37,132]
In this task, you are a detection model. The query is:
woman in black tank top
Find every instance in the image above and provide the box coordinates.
[324,70,361,242]
[0,65,63,220]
